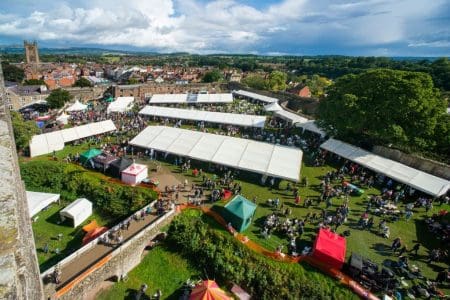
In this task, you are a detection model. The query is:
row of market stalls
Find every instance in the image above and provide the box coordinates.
[148,93,233,104]
[29,120,117,157]
[80,149,148,185]
[130,126,303,182]
[139,105,267,128]
[64,97,134,114]
[321,139,450,197]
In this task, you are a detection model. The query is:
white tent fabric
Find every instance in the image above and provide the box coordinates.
[274,110,325,137]
[60,198,93,227]
[29,120,117,157]
[264,102,283,112]
[139,106,266,128]
[320,139,450,197]
[107,97,134,113]
[130,126,303,181]
[66,100,88,112]
[26,191,60,217]
[233,90,278,103]
[149,93,233,104]
[56,113,70,125]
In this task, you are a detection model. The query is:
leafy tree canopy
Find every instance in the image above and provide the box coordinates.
[318,69,447,153]
[46,88,73,109]
[11,111,40,150]
[267,71,287,91]
[242,74,267,90]
[2,62,24,82]
[73,77,93,87]
[202,69,222,83]
[24,79,46,86]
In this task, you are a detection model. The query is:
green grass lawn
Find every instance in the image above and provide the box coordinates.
[140,155,449,294]
[96,245,203,300]
[32,202,113,272]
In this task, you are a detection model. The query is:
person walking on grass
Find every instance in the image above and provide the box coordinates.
[391,237,401,253]
[410,243,420,256]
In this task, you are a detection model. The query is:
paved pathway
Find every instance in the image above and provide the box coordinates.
[57,212,159,288]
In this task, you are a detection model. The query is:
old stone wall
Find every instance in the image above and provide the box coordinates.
[373,146,450,180]
[43,209,176,300]
[0,60,43,300]
[65,86,109,102]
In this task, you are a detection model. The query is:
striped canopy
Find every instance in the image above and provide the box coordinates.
[189,280,231,300]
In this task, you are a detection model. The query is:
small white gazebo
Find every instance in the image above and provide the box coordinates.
[60,198,92,227]
[56,112,70,125]
[66,100,88,112]
[121,163,148,185]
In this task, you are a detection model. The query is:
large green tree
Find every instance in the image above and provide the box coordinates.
[267,71,287,91]
[202,69,222,83]
[318,69,447,152]
[11,111,40,150]
[2,62,25,82]
[73,77,93,87]
[46,88,73,109]
[242,74,267,90]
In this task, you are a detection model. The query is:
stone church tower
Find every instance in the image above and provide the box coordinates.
[24,40,40,64]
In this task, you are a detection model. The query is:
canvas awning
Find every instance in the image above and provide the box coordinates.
[320,138,450,197]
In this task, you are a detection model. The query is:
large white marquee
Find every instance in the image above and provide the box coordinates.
[149,93,233,104]
[29,120,116,157]
[139,106,266,128]
[320,139,450,197]
[130,126,303,181]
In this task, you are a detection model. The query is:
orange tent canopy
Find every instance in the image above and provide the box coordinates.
[82,220,99,232]
[82,226,108,245]
[189,280,231,300]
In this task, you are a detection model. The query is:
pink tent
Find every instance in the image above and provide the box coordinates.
[121,163,148,185]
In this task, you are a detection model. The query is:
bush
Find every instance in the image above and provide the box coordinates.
[20,161,157,218]
[167,211,355,300]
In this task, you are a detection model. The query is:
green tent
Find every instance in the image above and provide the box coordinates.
[80,148,102,164]
[223,195,257,232]
[105,96,114,103]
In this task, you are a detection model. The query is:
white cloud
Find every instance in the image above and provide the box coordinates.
[0,0,448,55]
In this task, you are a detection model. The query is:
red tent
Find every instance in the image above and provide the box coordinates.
[189,280,231,300]
[82,227,108,245]
[312,228,346,270]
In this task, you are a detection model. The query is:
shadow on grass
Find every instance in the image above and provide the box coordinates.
[370,242,392,257]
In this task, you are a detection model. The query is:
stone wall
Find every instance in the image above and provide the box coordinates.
[0,60,43,300]
[373,145,450,180]
[43,209,176,300]
[65,86,109,102]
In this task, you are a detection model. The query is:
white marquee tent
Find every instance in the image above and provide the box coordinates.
[66,100,88,112]
[26,191,60,218]
[56,113,70,125]
[130,126,303,181]
[264,102,283,112]
[139,106,267,128]
[320,139,450,197]
[274,110,325,137]
[60,198,93,227]
[233,90,278,103]
[107,97,134,113]
[149,93,233,104]
[29,120,117,157]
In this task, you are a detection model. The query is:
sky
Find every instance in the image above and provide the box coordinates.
[0,0,449,56]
